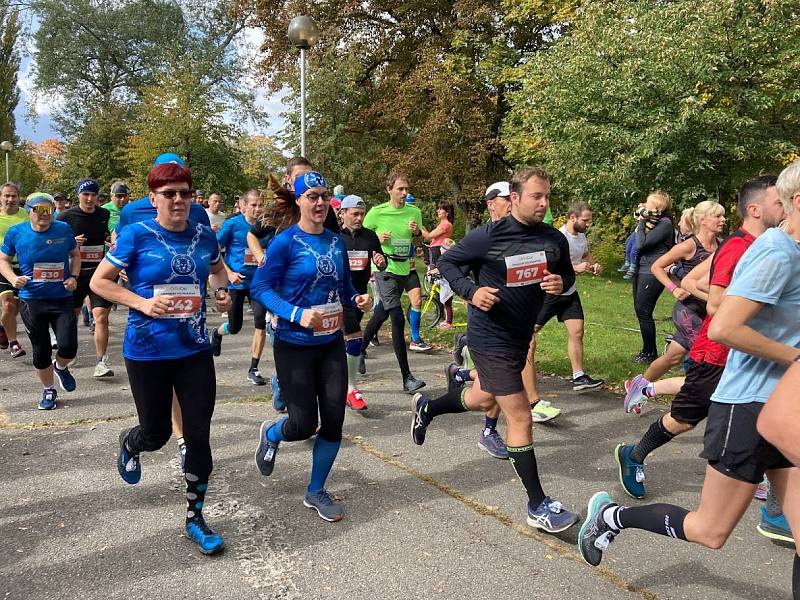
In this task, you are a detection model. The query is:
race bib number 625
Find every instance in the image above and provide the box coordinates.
[505,251,547,287]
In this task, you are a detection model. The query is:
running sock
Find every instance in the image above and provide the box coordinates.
[250,357,260,370]
[54,361,67,371]
[572,370,584,380]
[346,353,359,388]
[308,436,341,493]
[630,417,675,464]
[176,435,185,447]
[185,473,208,523]
[220,323,229,335]
[507,444,546,507]
[644,382,657,398]
[484,416,498,430]
[43,384,55,391]
[425,387,469,418]
[267,417,288,444]
[409,307,421,342]
[766,486,782,518]
[604,504,688,540]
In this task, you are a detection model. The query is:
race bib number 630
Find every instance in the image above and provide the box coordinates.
[505,251,547,287]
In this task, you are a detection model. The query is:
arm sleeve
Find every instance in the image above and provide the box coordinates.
[636,219,673,252]
[437,227,488,301]
[368,230,388,269]
[105,225,136,269]
[249,235,301,323]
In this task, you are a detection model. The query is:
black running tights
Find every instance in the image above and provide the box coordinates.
[632,272,664,356]
[361,304,410,378]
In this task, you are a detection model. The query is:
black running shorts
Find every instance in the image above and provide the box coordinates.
[0,269,20,298]
[470,346,527,396]
[701,401,793,484]
[669,360,724,426]
[535,291,584,326]
[73,272,112,310]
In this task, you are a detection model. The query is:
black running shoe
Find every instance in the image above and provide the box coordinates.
[254,420,280,476]
[411,393,432,445]
[358,353,366,375]
[452,333,467,366]
[210,328,222,357]
[572,374,604,392]
[403,374,426,394]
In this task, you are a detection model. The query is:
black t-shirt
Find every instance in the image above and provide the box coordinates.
[340,226,386,294]
[438,215,575,355]
[57,206,111,273]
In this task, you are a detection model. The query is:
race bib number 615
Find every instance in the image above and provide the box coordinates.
[505,251,547,287]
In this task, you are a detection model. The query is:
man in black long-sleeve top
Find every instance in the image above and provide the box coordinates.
[410,166,581,534]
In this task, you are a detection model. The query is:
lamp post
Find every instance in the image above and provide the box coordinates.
[287,16,320,157]
[0,141,13,182]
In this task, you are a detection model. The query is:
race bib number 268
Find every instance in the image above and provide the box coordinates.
[505,251,547,287]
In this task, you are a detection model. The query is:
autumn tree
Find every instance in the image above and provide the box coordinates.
[0,4,20,144]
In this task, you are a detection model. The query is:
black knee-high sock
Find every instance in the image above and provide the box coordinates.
[425,386,469,419]
[630,417,675,463]
[507,444,546,507]
[792,553,799,600]
[611,503,689,540]
[185,472,208,524]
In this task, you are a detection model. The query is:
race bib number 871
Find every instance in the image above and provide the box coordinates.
[505,251,547,287]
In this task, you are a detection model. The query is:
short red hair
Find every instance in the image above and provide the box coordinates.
[147,163,193,192]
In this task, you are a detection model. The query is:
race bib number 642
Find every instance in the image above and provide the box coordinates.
[505,251,547,287]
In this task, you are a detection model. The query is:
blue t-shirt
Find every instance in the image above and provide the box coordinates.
[217,214,257,290]
[250,224,359,346]
[712,228,800,405]
[1,221,77,300]
[115,197,210,234]
[106,219,221,360]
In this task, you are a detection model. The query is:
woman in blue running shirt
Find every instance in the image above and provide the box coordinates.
[251,171,370,523]
[90,163,231,556]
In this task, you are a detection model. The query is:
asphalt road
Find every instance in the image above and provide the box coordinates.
[0,309,794,599]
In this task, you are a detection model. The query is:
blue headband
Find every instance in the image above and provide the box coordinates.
[293,171,327,198]
[76,178,99,195]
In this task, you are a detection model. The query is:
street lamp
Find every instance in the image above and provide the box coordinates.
[287,15,320,157]
[0,141,13,182]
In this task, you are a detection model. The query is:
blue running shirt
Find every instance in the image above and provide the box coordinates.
[217,214,258,290]
[250,224,360,346]
[1,221,76,300]
[106,219,221,360]
[115,197,210,234]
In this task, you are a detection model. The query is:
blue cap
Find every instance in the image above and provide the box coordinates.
[153,152,185,166]
[76,178,100,195]
[405,193,415,204]
[24,192,55,211]
[293,171,328,198]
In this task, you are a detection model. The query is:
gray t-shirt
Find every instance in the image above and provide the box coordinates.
[206,209,226,231]
[559,224,588,295]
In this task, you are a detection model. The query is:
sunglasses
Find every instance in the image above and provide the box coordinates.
[156,189,194,200]
[31,205,53,215]
[303,192,331,203]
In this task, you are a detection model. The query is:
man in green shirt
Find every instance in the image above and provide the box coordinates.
[361,171,427,393]
[0,182,29,357]
[102,182,130,233]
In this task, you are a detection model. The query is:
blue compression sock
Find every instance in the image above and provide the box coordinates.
[308,436,341,493]
[409,308,421,342]
[267,417,287,444]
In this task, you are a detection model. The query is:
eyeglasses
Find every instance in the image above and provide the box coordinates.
[303,192,331,203]
[114,193,128,198]
[156,189,193,200]
[31,205,53,215]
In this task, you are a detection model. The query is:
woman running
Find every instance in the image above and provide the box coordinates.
[422,200,455,329]
[90,162,231,555]
[252,171,370,523]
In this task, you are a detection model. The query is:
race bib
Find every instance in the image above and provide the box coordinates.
[152,283,202,319]
[80,245,104,262]
[243,248,258,266]
[505,251,547,287]
[310,301,343,336]
[348,250,369,271]
[391,238,412,256]
[32,262,65,282]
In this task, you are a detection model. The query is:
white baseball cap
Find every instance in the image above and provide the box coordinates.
[484,181,510,200]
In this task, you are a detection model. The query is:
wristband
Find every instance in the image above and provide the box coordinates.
[667,283,678,292]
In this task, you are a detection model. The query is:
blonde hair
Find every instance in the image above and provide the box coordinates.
[646,190,672,213]
[776,159,800,214]
[691,200,725,230]
[679,207,696,234]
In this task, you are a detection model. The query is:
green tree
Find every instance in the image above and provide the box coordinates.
[504,0,800,213]
[0,4,20,144]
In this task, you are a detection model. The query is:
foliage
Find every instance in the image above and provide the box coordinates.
[9,141,44,195]
[504,0,800,213]
[0,4,20,144]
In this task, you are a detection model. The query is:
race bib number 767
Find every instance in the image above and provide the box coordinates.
[505,251,547,287]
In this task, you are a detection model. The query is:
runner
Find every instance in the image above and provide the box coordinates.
[210,189,268,385]
[578,164,800,600]
[0,182,29,358]
[615,176,784,498]
[252,171,370,523]
[339,194,386,411]
[360,171,427,393]
[52,192,70,216]
[102,182,130,233]
[421,200,454,329]
[0,193,80,409]
[623,200,726,409]
[57,178,115,378]
[206,192,226,232]
[91,161,230,555]
[411,166,580,533]
[523,202,605,420]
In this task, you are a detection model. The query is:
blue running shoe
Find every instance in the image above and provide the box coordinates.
[303,489,344,522]
[38,387,57,410]
[117,428,141,484]
[52,360,76,392]
[271,374,286,412]
[411,393,432,445]
[578,491,619,566]
[477,428,508,459]
[615,443,645,499]
[527,496,580,533]
[254,420,280,476]
[186,516,225,555]
[757,506,795,544]
[623,374,647,415]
